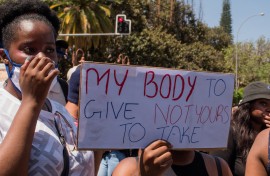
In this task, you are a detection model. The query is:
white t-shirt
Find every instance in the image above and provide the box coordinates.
[47,80,66,106]
[0,88,94,176]
[67,66,78,83]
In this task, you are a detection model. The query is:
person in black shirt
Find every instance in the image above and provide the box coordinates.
[112,140,232,176]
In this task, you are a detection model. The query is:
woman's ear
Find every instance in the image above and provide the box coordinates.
[0,48,9,65]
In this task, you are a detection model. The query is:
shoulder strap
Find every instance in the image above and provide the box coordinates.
[214,156,222,176]
[44,98,52,112]
[48,99,69,176]
[202,152,222,176]
[54,116,69,176]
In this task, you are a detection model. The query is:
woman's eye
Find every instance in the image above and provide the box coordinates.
[46,48,55,53]
[23,47,35,54]
[260,102,267,107]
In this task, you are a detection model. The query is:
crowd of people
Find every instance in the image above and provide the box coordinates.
[1,0,270,176]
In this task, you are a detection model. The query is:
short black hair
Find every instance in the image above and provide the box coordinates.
[0,0,60,48]
[56,39,69,49]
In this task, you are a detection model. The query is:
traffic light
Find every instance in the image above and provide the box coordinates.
[115,14,131,35]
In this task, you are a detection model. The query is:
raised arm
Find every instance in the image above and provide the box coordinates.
[0,56,58,175]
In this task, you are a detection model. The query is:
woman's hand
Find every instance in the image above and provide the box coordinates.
[263,113,270,128]
[20,54,59,105]
[140,140,173,176]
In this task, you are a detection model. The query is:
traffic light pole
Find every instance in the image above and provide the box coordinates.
[59,33,123,36]
[59,14,131,37]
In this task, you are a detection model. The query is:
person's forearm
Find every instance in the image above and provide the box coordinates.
[0,101,41,175]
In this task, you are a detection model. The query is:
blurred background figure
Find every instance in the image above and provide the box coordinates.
[66,66,81,124]
[116,53,130,65]
[55,39,72,81]
[56,39,69,61]
[67,48,85,82]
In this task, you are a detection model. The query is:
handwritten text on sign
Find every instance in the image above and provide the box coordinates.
[77,63,234,149]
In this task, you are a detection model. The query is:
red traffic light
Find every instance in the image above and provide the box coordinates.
[115,14,131,35]
[118,17,124,23]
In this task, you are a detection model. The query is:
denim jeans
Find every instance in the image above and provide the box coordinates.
[97,150,126,176]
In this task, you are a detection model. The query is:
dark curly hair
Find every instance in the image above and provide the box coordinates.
[0,0,60,48]
[232,102,267,163]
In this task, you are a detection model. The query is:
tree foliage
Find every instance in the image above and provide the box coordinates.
[43,0,122,49]
[90,0,231,76]
[117,27,183,68]
[167,1,205,44]
[220,0,232,41]
[224,37,270,88]
[203,26,232,51]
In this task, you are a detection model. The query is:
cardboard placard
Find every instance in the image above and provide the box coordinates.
[77,62,234,149]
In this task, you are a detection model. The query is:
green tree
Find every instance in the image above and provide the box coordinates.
[168,1,203,44]
[204,26,232,51]
[113,26,228,73]
[166,1,231,52]
[220,0,232,42]
[118,27,183,68]
[112,0,148,33]
[105,0,232,73]
[44,0,122,49]
[182,42,227,72]
[224,37,270,88]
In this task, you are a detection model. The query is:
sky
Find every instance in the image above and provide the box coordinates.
[190,0,270,43]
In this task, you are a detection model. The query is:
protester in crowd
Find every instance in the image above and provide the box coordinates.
[66,48,85,82]
[1,37,68,106]
[116,53,123,63]
[231,105,238,117]
[245,128,270,176]
[112,140,232,176]
[65,66,81,124]
[0,0,99,175]
[210,81,270,176]
[56,39,69,61]
[1,34,68,106]
[116,53,130,65]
